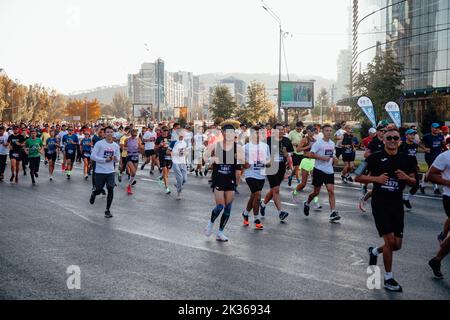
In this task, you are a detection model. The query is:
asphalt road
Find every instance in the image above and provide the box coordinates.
[0,159,449,300]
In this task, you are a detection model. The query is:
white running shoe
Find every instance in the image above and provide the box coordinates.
[313,202,322,210]
[204,221,213,237]
[49,175,53,181]
[216,231,229,242]
[176,192,182,200]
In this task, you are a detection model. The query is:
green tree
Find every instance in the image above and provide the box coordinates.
[311,88,332,120]
[209,86,237,121]
[352,50,404,122]
[236,82,274,125]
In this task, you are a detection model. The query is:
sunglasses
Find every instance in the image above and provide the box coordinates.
[385,136,400,141]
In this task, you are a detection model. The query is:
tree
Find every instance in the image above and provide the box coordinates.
[236,82,274,126]
[352,50,404,122]
[111,92,132,120]
[209,86,237,122]
[65,98,101,122]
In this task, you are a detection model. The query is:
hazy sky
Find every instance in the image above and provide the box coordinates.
[0,0,351,94]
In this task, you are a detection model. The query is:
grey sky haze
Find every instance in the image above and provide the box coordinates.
[0,0,351,94]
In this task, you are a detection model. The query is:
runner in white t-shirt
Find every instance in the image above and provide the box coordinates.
[193,127,206,176]
[303,124,341,222]
[427,150,450,279]
[0,126,8,181]
[140,124,158,174]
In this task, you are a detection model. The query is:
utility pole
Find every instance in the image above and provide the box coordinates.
[85,97,88,124]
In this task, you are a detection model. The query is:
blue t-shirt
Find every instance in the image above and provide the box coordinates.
[81,138,92,153]
[422,133,444,157]
[62,134,79,152]
[46,137,58,154]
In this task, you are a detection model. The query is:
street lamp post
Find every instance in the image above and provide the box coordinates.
[262,1,283,123]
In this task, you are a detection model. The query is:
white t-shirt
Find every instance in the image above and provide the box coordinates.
[244,142,271,180]
[314,132,324,141]
[184,131,193,148]
[90,139,120,174]
[0,132,9,155]
[194,133,205,150]
[171,140,187,165]
[311,138,336,174]
[335,129,345,148]
[432,150,450,197]
[143,130,157,151]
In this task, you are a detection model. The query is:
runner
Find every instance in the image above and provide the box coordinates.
[91,127,106,193]
[0,126,9,182]
[193,126,206,176]
[303,124,341,222]
[62,127,79,180]
[45,129,59,181]
[427,150,450,279]
[242,125,271,230]
[400,128,423,210]
[20,128,29,176]
[141,124,157,174]
[334,121,346,161]
[355,128,416,292]
[287,121,304,186]
[80,131,93,180]
[204,124,244,241]
[155,126,172,194]
[124,128,142,195]
[341,124,356,183]
[6,125,25,183]
[24,129,44,185]
[89,126,120,218]
[260,123,293,222]
[291,125,321,210]
[171,129,188,200]
[420,123,445,195]
[58,124,68,172]
[118,126,130,183]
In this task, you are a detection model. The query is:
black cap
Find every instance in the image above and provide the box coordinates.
[221,124,235,131]
[296,121,304,128]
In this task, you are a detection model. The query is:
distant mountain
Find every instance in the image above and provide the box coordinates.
[66,85,127,104]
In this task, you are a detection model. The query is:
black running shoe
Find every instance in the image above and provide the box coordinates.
[434,188,441,195]
[89,192,96,205]
[118,175,122,183]
[403,199,412,210]
[199,171,203,177]
[329,211,341,222]
[10,175,14,182]
[384,278,402,292]
[279,211,289,221]
[195,170,198,177]
[150,170,154,175]
[260,202,266,217]
[23,170,27,176]
[140,164,145,170]
[288,175,293,187]
[347,176,353,182]
[303,201,310,217]
[368,246,378,266]
[341,175,347,184]
[132,180,137,186]
[428,258,444,279]
[67,174,70,180]
[104,210,113,218]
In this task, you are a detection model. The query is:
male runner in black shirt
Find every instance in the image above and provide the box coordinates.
[355,128,416,292]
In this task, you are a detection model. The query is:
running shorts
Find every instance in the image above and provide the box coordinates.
[335,147,344,159]
[246,177,265,193]
[444,195,450,218]
[342,152,356,162]
[65,149,76,162]
[9,150,22,161]
[45,152,57,162]
[94,172,115,190]
[127,154,140,164]
[292,153,303,167]
[312,168,334,186]
[300,158,315,172]
[267,164,286,188]
[160,158,173,169]
[28,157,40,173]
[145,150,155,157]
[371,193,404,238]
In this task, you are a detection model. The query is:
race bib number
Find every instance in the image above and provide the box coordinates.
[47,150,55,155]
[381,177,400,192]
[12,153,19,158]
[68,149,74,154]
[345,147,353,154]
[179,148,184,157]
[164,155,172,160]
[408,148,417,157]
[149,137,156,142]
[131,155,139,162]
[253,161,265,170]
[433,141,441,148]
[325,149,334,157]
[218,164,232,175]
[104,150,114,158]
[84,153,90,157]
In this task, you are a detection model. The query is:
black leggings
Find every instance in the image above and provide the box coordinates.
[93,186,114,210]
[0,154,6,175]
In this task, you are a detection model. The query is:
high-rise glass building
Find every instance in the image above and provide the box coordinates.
[352,0,450,123]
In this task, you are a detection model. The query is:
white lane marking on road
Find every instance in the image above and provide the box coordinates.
[36,192,369,294]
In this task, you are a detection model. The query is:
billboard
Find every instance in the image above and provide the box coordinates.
[133,104,153,118]
[280,81,314,108]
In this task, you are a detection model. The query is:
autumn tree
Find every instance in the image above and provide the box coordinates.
[66,98,101,123]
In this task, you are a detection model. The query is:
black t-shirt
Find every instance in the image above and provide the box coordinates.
[422,133,444,157]
[366,150,416,198]
[267,136,294,164]
[368,136,384,153]
[156,135,171,159]
[7,134,26,152]
[399,141,418,166]
[342,133,355,153]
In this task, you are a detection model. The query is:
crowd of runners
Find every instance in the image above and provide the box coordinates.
[0,119,449,292]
